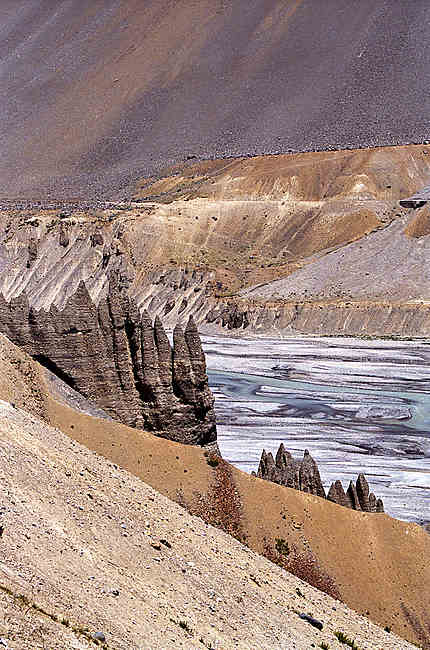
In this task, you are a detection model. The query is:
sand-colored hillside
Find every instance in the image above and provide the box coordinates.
[136,144,430,203]
[0,400,416,650]
[0,334,429,648]
[2,144,430,308]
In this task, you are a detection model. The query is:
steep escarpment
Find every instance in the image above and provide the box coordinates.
[255,445,384,513]
[0,279,217,449]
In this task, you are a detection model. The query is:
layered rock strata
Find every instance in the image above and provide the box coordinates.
[254,444,384,512]
[0,279,218,451]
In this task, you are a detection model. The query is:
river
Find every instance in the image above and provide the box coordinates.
[203,334,430,523]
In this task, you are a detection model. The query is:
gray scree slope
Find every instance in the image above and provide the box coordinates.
[1,0,430,197]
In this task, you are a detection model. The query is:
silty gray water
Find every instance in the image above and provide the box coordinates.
[203,335,430,523]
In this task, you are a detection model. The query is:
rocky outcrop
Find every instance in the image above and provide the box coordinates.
[254,446,325,499]
[254,444,384,512]
[337,474,384,513]
[327,480,348,509]
[0,279,218,451]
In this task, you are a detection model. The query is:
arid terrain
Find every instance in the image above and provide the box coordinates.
[2,3,430,649]
[0,335,429,648]
[2,144,430,336]
[3,2,430,198]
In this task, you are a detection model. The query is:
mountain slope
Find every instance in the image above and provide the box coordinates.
[1,400,417,650]
[2,1,430,197]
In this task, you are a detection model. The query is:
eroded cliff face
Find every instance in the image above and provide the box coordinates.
[202,297,430,338]
[255,444,384,513]
[2,143,430,339]
[0,279,218,451]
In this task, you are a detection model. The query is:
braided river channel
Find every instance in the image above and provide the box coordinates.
[203,335,430,524]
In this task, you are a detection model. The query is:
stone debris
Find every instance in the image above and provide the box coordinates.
[255,445,384,512]
[299,613,324,631]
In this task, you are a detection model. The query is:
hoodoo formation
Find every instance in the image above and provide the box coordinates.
[0,279,218,451]
[255,444,384,513]
[1,3,430,649]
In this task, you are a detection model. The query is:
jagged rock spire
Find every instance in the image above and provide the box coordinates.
[275,443,298,489]
[356,473,371,512]
[299,449,326,498]
[255,443,384,513]
[154,315,172,388]
[185,315,207,387]
[257,449,278,482]
[376,498,384,513]
[346,481,362,510]
[0,281,218,451]
[140,309,160,400]
[173,323,195,402]
[327,480,348,508]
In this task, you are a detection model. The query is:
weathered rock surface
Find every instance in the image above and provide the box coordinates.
[255,444,384,513]
[255,446,325,499]
[0,279,218,451]
[201,296,430,338]
[327,481,348,509]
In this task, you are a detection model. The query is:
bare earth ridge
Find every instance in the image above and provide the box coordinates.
[2,144,430,336]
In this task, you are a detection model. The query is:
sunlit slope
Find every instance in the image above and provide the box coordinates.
[2,1,430,197]
[0,334,429,647]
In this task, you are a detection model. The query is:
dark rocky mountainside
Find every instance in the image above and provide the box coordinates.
[255,444,384,513]
[0,278,218,450]
[2,1,430,197]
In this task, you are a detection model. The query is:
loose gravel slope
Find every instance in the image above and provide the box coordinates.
[2,1,430,197]
[0,400,416,650]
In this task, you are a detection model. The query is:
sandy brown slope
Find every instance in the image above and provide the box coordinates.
[1,144,430,311]
[135,144,430,204]
[0,401,416,650]
[0,335,429,648]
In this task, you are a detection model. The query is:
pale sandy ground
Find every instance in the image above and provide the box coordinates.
[0,333,429,648]
[0,401,415,650]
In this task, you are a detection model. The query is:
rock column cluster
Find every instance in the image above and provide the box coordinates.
[254,443,384,512]
[327,474,384,513]
[0,279,218,451]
